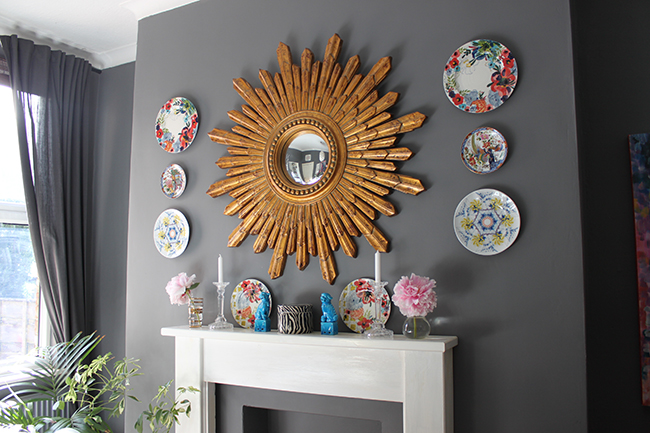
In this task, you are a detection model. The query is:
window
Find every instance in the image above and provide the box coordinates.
[0,83,42,365]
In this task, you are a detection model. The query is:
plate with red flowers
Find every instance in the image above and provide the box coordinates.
[461,127,508,174]
[338,278,391,334]
[230,279,272,328]
[443,39,518,113]
[155,97,199,153]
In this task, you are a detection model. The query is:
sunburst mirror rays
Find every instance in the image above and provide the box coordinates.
[207,34,426,284]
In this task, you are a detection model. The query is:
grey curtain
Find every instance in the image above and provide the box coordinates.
[1,35,97,343]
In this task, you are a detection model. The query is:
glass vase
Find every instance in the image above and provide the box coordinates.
[402,316,430,339]
[188,297,203,328]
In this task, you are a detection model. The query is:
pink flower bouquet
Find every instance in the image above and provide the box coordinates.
[165,272,199,305]
[392,273,437,317]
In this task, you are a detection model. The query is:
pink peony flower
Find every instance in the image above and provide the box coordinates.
[165,272,198,305]
[392,273,437,317]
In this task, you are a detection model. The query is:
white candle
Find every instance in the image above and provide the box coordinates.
[374,250,381,283]
[218,254,223,284]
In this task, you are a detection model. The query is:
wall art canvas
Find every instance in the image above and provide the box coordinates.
[628,132,650,405]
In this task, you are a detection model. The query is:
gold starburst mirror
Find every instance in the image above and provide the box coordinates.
[207,34,426,284]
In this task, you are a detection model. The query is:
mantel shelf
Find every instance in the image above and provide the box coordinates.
[162,325,457,433]
[161,325,457,352]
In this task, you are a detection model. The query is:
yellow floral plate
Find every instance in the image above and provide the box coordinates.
[338,278,390,334]
[153,209,190,258]
[453,188,520,255]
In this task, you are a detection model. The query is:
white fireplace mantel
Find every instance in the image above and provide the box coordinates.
[162,326,457,433]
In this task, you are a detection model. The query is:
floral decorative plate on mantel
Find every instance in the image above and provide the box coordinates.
[230,279,272,328]
[338,278,391,334]
[155,97,199,153]
[160,163,187,199]
[153,208,190,258]
[443,39,518,113]
[461,127,508,174]
[453,188,520,255]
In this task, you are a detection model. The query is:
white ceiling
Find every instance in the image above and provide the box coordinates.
[0,0,199,69]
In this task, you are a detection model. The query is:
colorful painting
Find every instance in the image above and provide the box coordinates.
[628,133,650,405]
[443,39,518,113]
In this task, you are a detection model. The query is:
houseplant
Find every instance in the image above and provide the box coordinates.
[0,332,198,432]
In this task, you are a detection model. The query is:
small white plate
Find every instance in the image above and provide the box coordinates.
[160,164,187,199]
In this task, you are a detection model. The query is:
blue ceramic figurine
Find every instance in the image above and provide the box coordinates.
[254,291,271,332]
[320,292,338,335]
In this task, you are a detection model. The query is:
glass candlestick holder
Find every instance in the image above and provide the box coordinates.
[365,280,393,339]
[209,282,233,330]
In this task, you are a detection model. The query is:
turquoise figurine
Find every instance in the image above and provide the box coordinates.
[320,293,338,335]
[254,291,271,332]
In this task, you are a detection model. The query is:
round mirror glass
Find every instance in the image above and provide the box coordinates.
[285,133,329,185]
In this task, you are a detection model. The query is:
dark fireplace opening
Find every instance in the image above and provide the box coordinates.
[216,384,403,433]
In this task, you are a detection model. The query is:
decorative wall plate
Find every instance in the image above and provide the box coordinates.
[443,39,518,113]
[453,188,520,255]
[155,97,199,153]
[153,208,190,258]
[461,127,508,174]
[338,278,390,333]
[230,279,272,328]
[206,34,427,284]
[160,163,187,198]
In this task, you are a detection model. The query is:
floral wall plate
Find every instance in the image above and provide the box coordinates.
[230,279,272,328]
[443,39,518,113]
[338,278,391,334]
[461,127,508,174]
[155,97,199,153]
[161,164,187,199]
[153,208,190,258]
[453,189,520,255]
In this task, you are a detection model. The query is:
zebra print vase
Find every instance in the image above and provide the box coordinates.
[277,304,313,334]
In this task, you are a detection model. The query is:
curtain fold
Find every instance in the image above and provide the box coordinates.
[1,35,97,343]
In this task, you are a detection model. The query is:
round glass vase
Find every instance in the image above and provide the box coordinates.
[402,316,431,339]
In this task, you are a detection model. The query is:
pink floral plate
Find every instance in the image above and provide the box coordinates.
[461,127,508,174]
[230,279,271,328]
[338,278,391,334]
[160,163,187,198]
[155,97,199,153]
[443,39,518,113]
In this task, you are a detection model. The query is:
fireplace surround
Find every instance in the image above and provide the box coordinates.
[161,326,457,432]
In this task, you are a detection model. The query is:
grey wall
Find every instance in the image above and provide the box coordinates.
[571,0,650,431]
[92,62,134,361]
[124,0,586,432]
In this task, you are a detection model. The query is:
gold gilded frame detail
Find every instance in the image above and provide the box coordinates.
[207,34,426,284]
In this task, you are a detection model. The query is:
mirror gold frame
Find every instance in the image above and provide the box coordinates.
[207,34,426,284]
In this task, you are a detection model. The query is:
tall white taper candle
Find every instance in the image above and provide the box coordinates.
[374,250,381,283]
[218,254,223,284]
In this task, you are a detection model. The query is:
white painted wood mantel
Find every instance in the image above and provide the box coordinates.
[161,326,458,433]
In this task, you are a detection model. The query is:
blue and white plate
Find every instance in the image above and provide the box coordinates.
[453,188,520,255]
[153,209,189,258]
